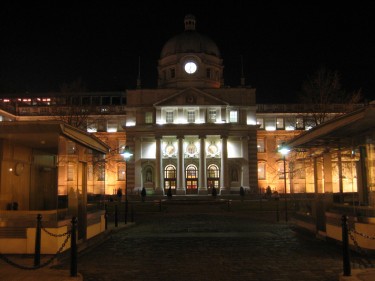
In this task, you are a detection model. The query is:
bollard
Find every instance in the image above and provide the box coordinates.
[70,217,78,277]
[34,214,42,266]
[115,204,118,227]
[227,200,231,211]
[342,215,351,276]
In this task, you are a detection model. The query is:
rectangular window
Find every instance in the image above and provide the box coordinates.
[145,112,153,124]
[118,140,126,154]
[296,117,304,130]
[229,110,238,123]
[276,139,284,151]
[208,109,217,123]
[258,162,266,180]
[276,118,284,129]
[166,112,174,123]
[257,118,264,129]
[118,164,125,181]
[87,165,93,181]
[67,164,74,181]
[67,142,76,154]
[257,139,265,153]
[187,111,195,123]
[278,161,285,179]
[285,117,296,130]
[97,164,105,181]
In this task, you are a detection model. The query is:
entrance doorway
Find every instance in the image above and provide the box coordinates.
[186,164,198,194]
[207,164,220,194]
[164,165,176,194]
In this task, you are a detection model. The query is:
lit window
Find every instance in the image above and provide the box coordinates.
[296,117,304,130]
[87,165,93,181]
[97,163,105,181]
[257,139,265,153]
[276,118,284,129]
[229,110,238,123]
[257,118,264,129]
[118,164,125,181]
[67,164,74,181]
[208,109,216,123]
[187,111,195,123]
[258,162,266,180]
[67,142,76,154]
[166,112,174,123]
[145,112,153,124]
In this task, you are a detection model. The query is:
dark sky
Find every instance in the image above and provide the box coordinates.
[0,1,374,103]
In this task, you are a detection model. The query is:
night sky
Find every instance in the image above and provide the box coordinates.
[0,1,374,103]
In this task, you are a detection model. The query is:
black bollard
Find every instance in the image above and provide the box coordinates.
[70,217,78,277]
[34,214,42,266]
[115,204,118,227]
[342,215,351,276]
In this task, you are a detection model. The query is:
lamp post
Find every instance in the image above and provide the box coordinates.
[122,145,133,224]
[279,144,290,222]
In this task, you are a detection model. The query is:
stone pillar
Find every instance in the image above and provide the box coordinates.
[134,137,141,192]
[242,136,249,189]
[155,136,163,195]
[176,136,185,195]
[199,135,207,194]
[221,135,229,194]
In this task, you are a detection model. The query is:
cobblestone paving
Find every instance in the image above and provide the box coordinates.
[57,202,345,281]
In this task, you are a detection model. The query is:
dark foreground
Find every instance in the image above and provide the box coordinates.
[54,199,346,281]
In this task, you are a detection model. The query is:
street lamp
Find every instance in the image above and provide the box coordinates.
[278,143,290,222]
[121,145,133,224]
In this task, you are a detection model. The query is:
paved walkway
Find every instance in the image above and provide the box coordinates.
[1,198,374,280]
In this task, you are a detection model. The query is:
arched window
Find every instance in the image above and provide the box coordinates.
[164,165,176,179]
[207,164,219,178]
[186,164,198,178]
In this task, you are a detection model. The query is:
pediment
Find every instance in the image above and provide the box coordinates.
[154,88,229,107]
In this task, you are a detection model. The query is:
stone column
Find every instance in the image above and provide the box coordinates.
[176,136,185,195]
[221,135,229,194]
[155,136,163,195]
[199,135,207,194]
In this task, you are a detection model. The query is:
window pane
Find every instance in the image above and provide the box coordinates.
[258,162,266,180]
[187,111,195,123]
[257,139,265,153]
[229,110,238,123]
[166,112,173,123]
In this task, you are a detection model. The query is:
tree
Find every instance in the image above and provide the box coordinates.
[53,78,90,129]
[299,67,363,127]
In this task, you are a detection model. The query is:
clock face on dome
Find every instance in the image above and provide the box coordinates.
[184,61,197,74]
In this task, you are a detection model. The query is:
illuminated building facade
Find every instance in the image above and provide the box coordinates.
[0,15,366,198]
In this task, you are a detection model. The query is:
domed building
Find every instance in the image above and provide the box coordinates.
[125,14,258,195]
